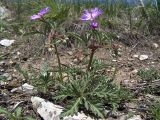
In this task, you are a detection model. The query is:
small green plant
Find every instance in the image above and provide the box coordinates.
[54,71,131,118]
[29,3,70,82]
[149,101,160,120]
[0,106,34,120]
[15,62,54,93]
[35,71,54,93]
[0,20,7,33]
[15,64,30,82]
[91,59,109,71]
[54,72,107,118]
[137,68,160,82]
[137,68,160,94]
[0,75,7,81]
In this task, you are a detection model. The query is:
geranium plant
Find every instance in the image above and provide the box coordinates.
[29,6,69,82]
[80,7,103,70]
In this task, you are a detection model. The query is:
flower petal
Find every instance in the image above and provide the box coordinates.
[38,6,50,16]
[30,14,41,20]
[30,6,50,20]
[80,7,102,21]
[91,7,103,19]
[90,7,99,13]
[80,10,92,21]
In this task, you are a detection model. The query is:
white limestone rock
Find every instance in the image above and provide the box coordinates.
[133,54,139,58]
[31,96,94,120]
[120,115,142,120]
[128,115,142,120]
[139,55,148,61]
[0,39,15,47]
[11,83,34,93]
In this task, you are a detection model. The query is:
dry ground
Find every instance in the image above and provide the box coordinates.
[0,31,160,119]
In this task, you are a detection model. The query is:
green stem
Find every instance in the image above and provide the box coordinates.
[87,49,95,71]
[54,44,63,82]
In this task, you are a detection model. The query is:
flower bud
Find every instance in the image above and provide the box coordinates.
[91,21,98,28]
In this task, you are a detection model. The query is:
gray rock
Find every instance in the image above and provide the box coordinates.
[139,55,148,61]
[31,96,94,120]
[133,54,139,58]
[11,83,35,93]
[64,113,93,120]
[0,39,15,47]
[119,115,142,120]
[152,43,159,49]
[128,115,142,120]
[31,96,63,120]
[67,51,73,56]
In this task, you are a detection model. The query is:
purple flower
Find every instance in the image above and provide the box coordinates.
[81,7,102,28]
[81,7,102,21]
[91,21,98,28]
[38,7,50,16]
[30,14,41,20]
[30,6,50,20]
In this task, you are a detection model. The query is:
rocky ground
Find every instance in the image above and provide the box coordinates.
[0,31,160,120]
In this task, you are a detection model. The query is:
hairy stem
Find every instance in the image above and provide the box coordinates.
[87,49,95,71]
[54,44,63,82]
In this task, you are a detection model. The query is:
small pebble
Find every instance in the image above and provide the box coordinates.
[131,69,138,74]
[112,59,117,62]
[152,43,159,49]
[67,51,73,56]
[133,54,139,58]
[73,58,78,64]
[139,55,148,61]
